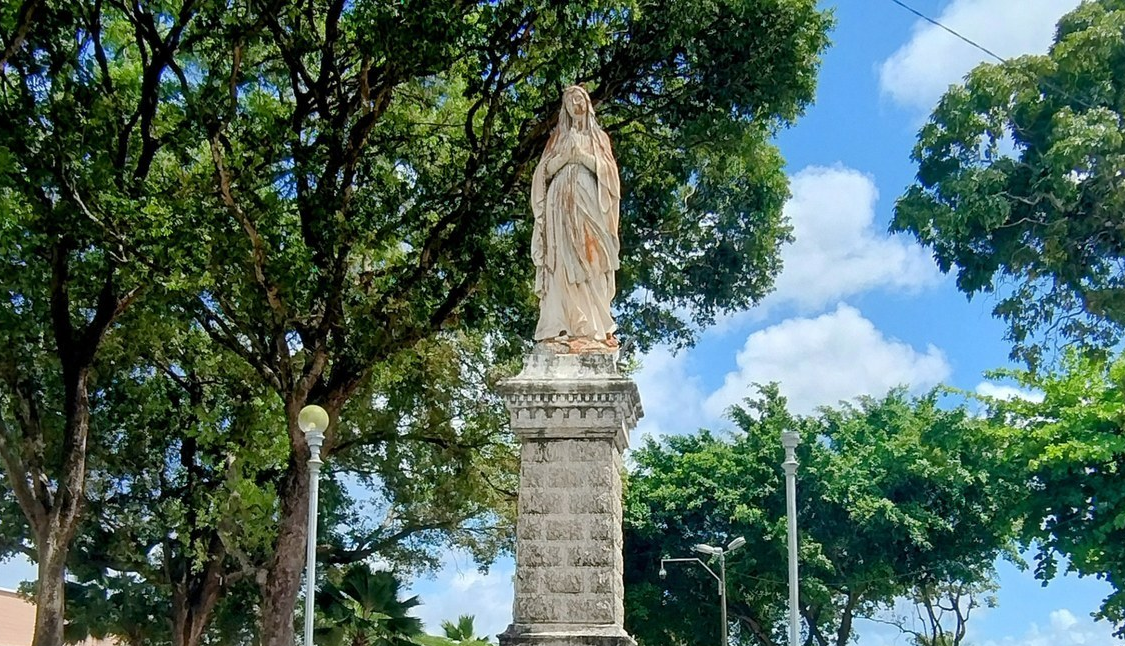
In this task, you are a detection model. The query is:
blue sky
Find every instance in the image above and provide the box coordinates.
[0,0,1116,644]
[401,1,1118,644]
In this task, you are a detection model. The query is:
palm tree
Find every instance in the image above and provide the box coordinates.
[414,614,492,646]
[440,615,488,644]
[316,564,424,646]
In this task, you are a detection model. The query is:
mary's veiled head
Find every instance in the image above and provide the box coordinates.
[558,85,597,132]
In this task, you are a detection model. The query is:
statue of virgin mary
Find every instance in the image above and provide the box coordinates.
[530,85,621,345]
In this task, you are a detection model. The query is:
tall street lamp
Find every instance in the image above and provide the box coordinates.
[781,430,800,646]
[299,404,330,646]
[659,536,746,646]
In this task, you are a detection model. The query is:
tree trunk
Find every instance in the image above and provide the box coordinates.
[834,591,858,646]
[258,455,311,646]
[171,590,220,646]
[31,366,91,646]
[171,542,226,646]
[32,538,68,646]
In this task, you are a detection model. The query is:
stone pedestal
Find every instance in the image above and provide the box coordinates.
[496,350,642,646]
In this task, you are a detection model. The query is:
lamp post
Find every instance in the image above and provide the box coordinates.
[781,430,800,646]
[299,404,330,646]
[659,536,746,646]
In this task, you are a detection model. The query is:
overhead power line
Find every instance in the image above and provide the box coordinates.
[886,0,1099,112]
[886,0,1007,64]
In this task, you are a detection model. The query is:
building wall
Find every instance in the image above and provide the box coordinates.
[0,589,113,646]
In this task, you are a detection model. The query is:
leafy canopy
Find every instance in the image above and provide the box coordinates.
[893,0,1125,368]
[0,0,833,643]
[624,386,1023,646]
[315,564,424,646]
[980,352,1125,636]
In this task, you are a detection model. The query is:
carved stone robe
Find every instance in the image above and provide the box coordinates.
[530,105,621,342]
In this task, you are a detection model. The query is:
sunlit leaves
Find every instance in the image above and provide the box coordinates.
[893,0,1125,369]
[981,352,1125,634]
[624,387,1021,646]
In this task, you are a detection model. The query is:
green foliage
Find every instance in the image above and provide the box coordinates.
[323,332,519,575]
[413,613,492,646]
[63,576,189,646]
[980,352,1125,635]
[892,0,1125,368]
[56,308,285,646]
[434,614,491,646]
[883,579,996,646]
[316,564,424,646]
[624,386,1022,646]
[0,0,832,642]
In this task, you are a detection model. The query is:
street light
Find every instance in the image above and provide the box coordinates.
[299,404,330,646]
[781,430,801,646]
[659,536,746,646]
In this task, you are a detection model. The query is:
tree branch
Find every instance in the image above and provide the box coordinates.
[0,0,41,69]
[320,521,455,565]
[0,415,45,536]
[208,133,289,324]
[195,299,284,392]
[729,606,777,646]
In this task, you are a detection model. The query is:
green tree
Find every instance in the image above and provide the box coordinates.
[59,315,286,646]
[315,564,424,646]
[55,322,517,646]
[980,352,1125,636]
[873,579,996,646]
[440,615,490,645]
[892,0,1125,368]
[412,614,491,646]
[0,0,174,638]
[0,1,832,644]
[624,387,1023,646]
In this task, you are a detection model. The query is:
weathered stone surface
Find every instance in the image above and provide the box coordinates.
[587,516,613,541]
[546,463,599,488]
[546,519,584,541]
[588,570,613,594]
[570,545,614,568]
[519,517,547,541]
[566,598,614,624]
[517,568,545,595]
[500,630,635,646]
[516,596,556,623]
[522,492,564,514]
[521,543,563,568]
[569,492,612,515]
[497,349,640,646]
[500,354,641,452]
[545,571,584,594]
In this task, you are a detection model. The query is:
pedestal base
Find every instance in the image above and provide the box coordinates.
[499,624,636,646]
[497,350,642,646]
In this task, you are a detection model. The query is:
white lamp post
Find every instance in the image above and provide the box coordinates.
[299,404,330,646]
[781,430,800,646]
[659,536,746,646]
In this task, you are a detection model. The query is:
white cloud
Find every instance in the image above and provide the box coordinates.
[632,345,708,439]
[625,169,950,440]
[716,165,941,332]
[705,304,951,417]
[976,607,1113,646]
[1050,608,1079,631]
[975,381,1045,402]
[408,553,513,640]
[879,0,1081,112]
[771,166,940,310]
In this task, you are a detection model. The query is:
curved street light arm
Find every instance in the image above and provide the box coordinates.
[660,557,721,584]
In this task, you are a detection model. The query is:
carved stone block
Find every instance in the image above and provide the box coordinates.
[497,351,640,646]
